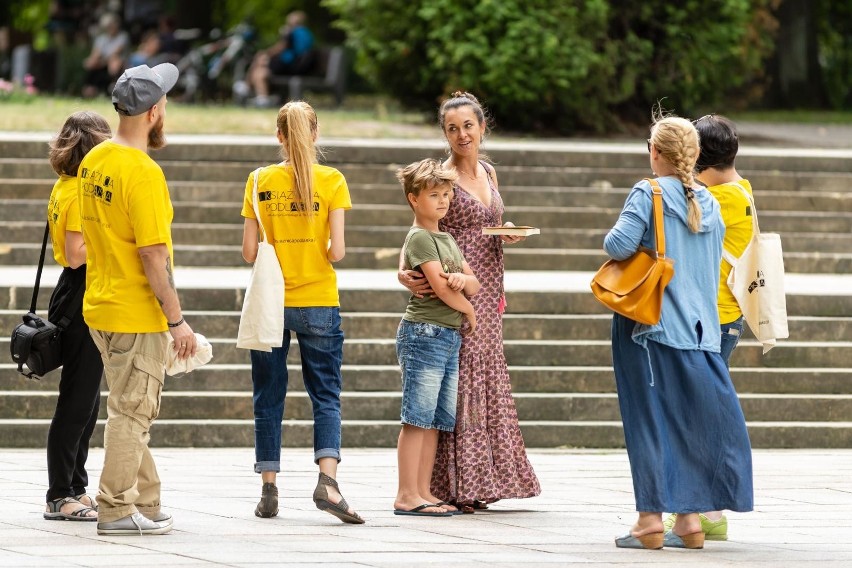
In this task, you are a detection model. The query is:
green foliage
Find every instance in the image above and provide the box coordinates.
[816,0,852,109]
[7,0,51,50]
[324,0,780,132]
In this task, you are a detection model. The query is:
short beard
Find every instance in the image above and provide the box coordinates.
[147,115,166,150]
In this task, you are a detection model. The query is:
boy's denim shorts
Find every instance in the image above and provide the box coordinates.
[395,319,461,432]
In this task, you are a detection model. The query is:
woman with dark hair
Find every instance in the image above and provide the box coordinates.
[398,92,541,513]
[44,111,111,521]
[662,114,754,541]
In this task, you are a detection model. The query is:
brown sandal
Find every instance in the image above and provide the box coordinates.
[312,473,364,524]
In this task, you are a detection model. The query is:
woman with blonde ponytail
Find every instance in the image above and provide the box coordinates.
[603,111,753,550]
[240,101,363,524]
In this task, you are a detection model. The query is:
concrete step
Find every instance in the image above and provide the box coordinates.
[3,311,850,342]
[5,220,851,256]
[3,136,852,173]
[5,178,850,214]
[3,335,846,367]
[3,157,852,193]
[4,364,852,397]
[4,389,851,423]
[1,418,850,449]
[3,241,849,273]
[3,284,851,317]
[5,199,850,234]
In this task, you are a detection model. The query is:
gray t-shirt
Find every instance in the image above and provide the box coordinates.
[402,227,466,329]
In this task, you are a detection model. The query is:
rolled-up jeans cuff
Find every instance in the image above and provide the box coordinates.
[254,460,280,474]
[314,448,340,464]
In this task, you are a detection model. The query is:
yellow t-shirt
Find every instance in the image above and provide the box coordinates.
[78,140,174,333]
[47,175,80,268]
[241,163,352,307]
[707,179,755,324]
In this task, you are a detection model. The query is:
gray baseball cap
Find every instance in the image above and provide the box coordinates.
[112,63,179,116]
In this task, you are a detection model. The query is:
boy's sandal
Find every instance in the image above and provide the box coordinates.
[312,472,365,524]
[44,497,97,521]
[75,493,98,512]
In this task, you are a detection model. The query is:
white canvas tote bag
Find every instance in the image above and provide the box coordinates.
[721,183,789,353]
[236,168,285,351]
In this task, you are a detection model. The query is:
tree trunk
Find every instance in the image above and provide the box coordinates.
[769,0,826,107]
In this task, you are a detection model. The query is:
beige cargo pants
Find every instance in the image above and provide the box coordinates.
[90,330,168,523]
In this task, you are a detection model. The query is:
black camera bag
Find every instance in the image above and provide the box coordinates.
[9,223,82,380]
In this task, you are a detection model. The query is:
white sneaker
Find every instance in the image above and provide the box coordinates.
[143,510,173,527]
[97,512,173,535]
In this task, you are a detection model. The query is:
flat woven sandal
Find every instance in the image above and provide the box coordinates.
[44,497,97,521]
[312,472,365,524]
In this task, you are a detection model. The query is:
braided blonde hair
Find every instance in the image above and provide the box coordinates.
[649,113,702,233]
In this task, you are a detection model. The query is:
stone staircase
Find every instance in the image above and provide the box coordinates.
[1,134,850,448]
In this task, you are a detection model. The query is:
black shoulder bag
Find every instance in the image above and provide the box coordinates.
[9,223,82,379]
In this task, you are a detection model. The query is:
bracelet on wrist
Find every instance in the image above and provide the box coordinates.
[167,317,184,328]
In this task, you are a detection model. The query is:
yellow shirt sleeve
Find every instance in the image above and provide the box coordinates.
[129,171,172,248]
[329,172,352,211]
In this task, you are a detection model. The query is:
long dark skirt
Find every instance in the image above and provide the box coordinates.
[612,313,754,513]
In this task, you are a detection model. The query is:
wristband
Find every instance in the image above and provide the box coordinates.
[167,317,184,328]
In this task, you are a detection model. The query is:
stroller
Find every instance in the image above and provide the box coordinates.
[176,20,256,101]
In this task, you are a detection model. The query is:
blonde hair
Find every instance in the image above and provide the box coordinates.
[49,111,111,176]
[649,111,702,233]
[396,158,459,210]
[276,101,319,217]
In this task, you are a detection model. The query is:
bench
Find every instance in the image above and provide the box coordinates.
[268,46,346,106]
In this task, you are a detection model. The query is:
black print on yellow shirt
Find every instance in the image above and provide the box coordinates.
[80,168,114,204]
[258,189,319,214]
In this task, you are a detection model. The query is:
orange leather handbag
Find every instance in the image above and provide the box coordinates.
[590,178,675,325]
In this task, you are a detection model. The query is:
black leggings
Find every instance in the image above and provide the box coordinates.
[45,266,103,502]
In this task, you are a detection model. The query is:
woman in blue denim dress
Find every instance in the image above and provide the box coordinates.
[605,113,753,550]
[240,101,363,524]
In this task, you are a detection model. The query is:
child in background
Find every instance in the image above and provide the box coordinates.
[393,159,480,517]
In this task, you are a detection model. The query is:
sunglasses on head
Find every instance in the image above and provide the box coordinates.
[692,113,715,124]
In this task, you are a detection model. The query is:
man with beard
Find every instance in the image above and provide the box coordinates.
[78,63,197,535]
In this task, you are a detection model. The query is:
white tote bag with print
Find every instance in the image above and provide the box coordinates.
[721,183,789,354]
[236,168,285,351]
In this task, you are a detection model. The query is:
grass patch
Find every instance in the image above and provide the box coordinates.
[0,94,439,138]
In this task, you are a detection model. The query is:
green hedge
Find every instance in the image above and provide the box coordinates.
[324,0,779,132]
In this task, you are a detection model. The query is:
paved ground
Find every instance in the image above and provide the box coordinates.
[2,448,852,567]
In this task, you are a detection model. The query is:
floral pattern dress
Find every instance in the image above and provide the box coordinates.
[431,163,541,507]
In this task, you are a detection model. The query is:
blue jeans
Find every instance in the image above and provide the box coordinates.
[251,307,343,472]
[720,316,744,368]
[396,320,461,432]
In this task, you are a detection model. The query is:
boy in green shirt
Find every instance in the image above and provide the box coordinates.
[393,159,479,517]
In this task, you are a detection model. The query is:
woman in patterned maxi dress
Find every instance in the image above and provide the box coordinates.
[399,92,541,511]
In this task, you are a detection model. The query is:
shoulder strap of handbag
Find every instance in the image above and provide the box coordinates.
[644,178,666,259]
[29,222,81,328]
[29,222,50,314]
[721,181,760,266]
[250,167,270,244]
